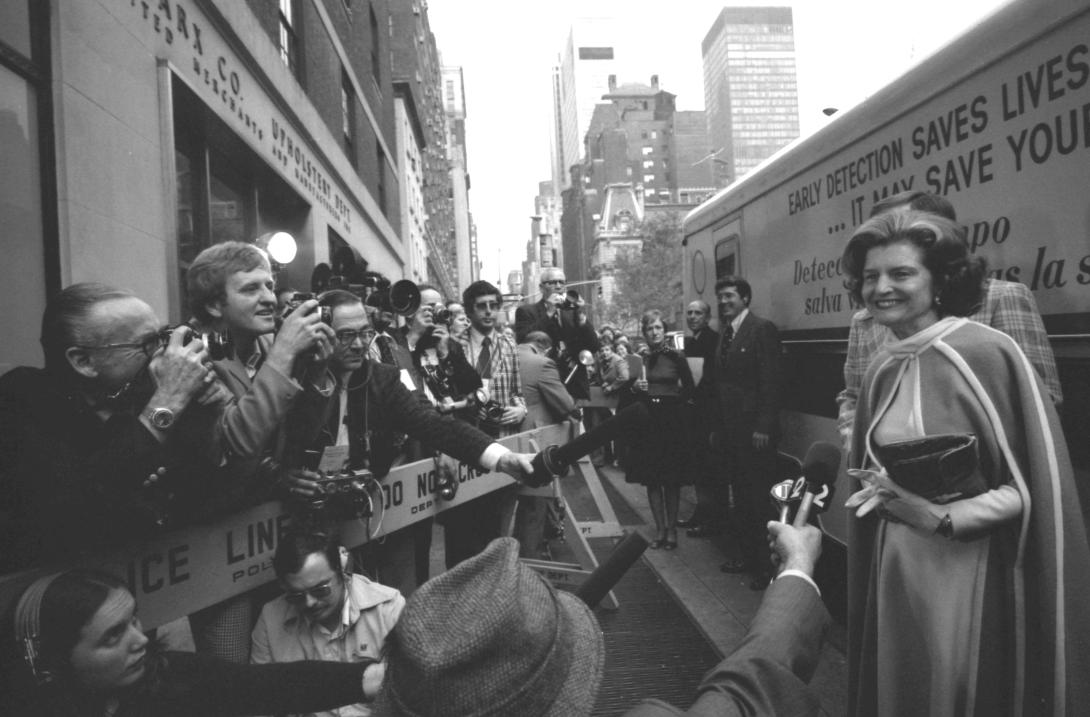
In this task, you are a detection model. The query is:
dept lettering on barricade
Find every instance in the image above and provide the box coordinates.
[0,426,567,629]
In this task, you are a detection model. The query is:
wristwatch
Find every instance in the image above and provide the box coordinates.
[143,406,176,431]
[935,513,954,538]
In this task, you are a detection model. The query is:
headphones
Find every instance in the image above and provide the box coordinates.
[13,572,63,685]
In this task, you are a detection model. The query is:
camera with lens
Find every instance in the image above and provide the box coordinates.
[432,307,452,325]
[561,289,582,311]
[305,469,375,521]
[166,321,232,361]
[474,387,506,422]
[482,400,507,422]
[288,292,332,324]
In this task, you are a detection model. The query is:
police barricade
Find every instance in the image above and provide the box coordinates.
[0,424,573,630]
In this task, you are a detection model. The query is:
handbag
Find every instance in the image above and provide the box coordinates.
[874,433,985,504]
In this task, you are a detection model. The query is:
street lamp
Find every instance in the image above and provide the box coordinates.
[254,231,297,266]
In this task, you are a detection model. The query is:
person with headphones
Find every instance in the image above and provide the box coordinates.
[2,570,384,717]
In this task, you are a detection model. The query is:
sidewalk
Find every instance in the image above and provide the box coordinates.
[594,464,848,715]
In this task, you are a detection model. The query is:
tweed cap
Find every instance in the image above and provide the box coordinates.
[377,537,604,716]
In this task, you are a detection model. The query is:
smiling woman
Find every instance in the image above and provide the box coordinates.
[840,211,1090,716]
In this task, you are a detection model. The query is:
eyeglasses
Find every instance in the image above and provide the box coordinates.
[335,329,376,346]
[76,329,170,359]
[284,578,336,604]
[541,279,565,286]
[473,301,501,312]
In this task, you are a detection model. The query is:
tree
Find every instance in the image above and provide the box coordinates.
[605,209,685,335]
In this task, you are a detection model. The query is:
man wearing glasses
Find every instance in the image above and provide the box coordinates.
[283,290,537,593]
[251,529,402,715]
[0,283,223,573]
[514,267,599,400]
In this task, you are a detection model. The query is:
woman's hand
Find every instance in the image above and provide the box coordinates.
[846,468,944,533]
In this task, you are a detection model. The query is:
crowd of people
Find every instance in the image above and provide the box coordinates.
[3,189,1090,715]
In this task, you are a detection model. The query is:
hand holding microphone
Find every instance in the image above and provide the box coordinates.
[769,442,841,525]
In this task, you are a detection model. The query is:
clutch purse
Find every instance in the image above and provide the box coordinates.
[874,433,985,504]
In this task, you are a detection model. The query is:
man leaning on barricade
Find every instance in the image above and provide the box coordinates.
[183,241,339,663]
[278,289,537,593]
[0,282,228,575]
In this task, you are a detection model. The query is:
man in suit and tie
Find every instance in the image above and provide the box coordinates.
[514,268,599,400]
[711,276,783,589]
[443,280,528,567]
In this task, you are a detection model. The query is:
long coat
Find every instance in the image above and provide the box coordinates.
[848,318,1090,716]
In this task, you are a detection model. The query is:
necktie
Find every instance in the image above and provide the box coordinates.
[377,335,395,365]
[476,336,493,378]
[718,324,734,368]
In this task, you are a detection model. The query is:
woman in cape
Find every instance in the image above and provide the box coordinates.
[842,210,1090,716]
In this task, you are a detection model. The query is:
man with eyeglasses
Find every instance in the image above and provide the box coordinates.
[439,280,529,568]
[283,290,537,593]
[252,529,403,716]
[514,267,599,400]
[0,283,226,573]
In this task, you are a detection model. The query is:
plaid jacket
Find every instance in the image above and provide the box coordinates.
[836,278,1062,448]
[459,329,525,436]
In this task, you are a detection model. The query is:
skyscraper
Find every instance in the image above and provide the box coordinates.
[442,65,475,287]
[554,18,621,193]
[702,7,799,187]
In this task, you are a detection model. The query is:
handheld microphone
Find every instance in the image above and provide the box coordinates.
[527,402,651,486]
[793,441,841,525]
[770,478,803,523]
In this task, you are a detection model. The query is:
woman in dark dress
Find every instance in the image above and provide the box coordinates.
[625,310,695,549]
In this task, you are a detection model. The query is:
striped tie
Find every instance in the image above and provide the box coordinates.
[476,336,493,378]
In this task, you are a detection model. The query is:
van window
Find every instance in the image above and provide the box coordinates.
[715,234,739,279]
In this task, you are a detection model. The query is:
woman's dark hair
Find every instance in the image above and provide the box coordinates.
[869,190,957,221]
[37,570,131,678]
[842,210,986,317]
[40,283,135,375]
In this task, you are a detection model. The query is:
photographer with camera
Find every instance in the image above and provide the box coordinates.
[399,286,480,420]
[281,290,537,591]
[185,241,337,663]
[187,242,336,466]
[514,268,599,400]
[0,283,228,574]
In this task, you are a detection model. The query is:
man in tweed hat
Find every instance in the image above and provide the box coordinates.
[378,516,830,716]
[377,537,603,716]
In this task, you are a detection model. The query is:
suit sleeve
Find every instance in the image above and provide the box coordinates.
[676,352,696,401]
[538,357,577,422]
[836,314,868,450]
[214,360,304,458]
[377,369,495,466]
[682,577,828,716]
[754,321,782,436]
